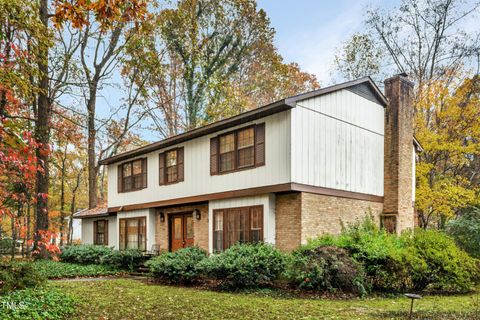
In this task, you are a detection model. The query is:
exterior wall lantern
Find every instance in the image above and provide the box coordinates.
[194,209,201,220]
[159,211,165,223]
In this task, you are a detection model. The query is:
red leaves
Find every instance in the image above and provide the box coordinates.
[52,0,149,31]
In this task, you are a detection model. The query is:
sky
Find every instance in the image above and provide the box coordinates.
[256,0,397,85]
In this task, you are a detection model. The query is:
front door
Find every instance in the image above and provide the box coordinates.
[170,213,194,251]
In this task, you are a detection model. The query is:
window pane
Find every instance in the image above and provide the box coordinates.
[214,212,223,231]
[132,160,142,175]
[220,152,234,172]
[126,219,139,249]
[123,163,132,177]
[238,128,254,148]
[219,133,235,153]
[96,220,105,233]
[186,216,193,239]
[166,150,177,167]
[238,147,254,167]
[173,217,182,240]
[139,218,146,251]
[166,166,178,183]
[119,220,126,250]
[124,176,132,191]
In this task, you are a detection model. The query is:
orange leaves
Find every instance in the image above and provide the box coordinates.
[52,0,149,31]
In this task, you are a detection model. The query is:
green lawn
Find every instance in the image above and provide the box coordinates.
[34,260,121,279]
[52,279,480,319]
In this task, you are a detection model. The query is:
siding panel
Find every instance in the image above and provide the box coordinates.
[292,89,384,196]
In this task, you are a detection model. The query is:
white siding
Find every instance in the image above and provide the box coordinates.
[208,194,276,253]
[80,216,117,247]
[291,89,384,196]
[412,146,416,202]
[108,112,291,207]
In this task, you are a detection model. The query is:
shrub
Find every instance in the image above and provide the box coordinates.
[145,246,207,284]
[101,249,144,271]
[286,246,367,295]
[447,207,480,258]
[0,287,76,320]
[0,260,45,294]
[199,243,286,289]
[60,245,113,265]
[34,260,120,279]
[405,229,479,292]
[305,217,480,293]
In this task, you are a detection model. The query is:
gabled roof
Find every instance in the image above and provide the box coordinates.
[99,77,386,166]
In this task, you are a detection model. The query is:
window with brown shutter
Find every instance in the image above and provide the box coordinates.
[210,123,265,175]
[93,220,108,245]
[212,205,263,252]
[159,147,184,185]
[118,158,147,193]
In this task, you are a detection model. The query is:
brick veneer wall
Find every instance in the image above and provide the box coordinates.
[275,192,383,251]
[383,75,415,232]
[154,204,209,252]
[301,192,383,241]
[275,192,302,252]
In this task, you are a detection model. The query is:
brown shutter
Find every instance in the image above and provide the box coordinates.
[141,158,147,188]
[210,137,219,175]
[177,147,184,182]
[104,220,108,246]
[93,221,97,245]
[117,164,123,193]
[255,123,265,166]
[159,152,166,185]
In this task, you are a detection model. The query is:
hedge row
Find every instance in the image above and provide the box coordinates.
[60,245,143,271]
[145,218,480,295]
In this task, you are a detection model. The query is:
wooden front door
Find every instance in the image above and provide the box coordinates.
[170,213,194,251]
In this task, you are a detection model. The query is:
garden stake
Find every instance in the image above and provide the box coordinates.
[404,293,422,319]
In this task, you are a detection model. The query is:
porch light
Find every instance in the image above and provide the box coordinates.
[159,211,165,223]
[194,209,201,220]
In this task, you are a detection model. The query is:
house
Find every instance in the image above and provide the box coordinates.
[75,74,421,253]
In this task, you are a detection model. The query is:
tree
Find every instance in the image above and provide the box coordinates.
[365,0,480,89]
[333,33,384,82]
[415,75,480,228]
[159,0,275,129]
[128,0,318,138]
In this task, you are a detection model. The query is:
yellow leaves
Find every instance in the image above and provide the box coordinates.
[415,75,480,221]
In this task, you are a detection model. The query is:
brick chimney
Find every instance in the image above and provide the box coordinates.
[382,74,415,233]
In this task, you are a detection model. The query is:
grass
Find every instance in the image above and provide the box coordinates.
[52,279,480,320]
[34,260,121,279]
[0,286,76,320]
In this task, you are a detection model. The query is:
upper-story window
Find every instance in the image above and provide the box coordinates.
[211,123,265,175]
[159,147,184,185]
[117,158,147,193]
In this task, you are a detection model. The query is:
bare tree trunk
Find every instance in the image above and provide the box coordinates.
[34,0,50,256]
[68,172,81,245]
[87,92,98,209]
[59,145,67,246]
[10,214,15,260]
[26,202,31,257]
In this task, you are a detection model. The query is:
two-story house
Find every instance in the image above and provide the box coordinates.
[75,74,421,253]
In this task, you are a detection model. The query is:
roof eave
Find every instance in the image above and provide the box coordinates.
[98,99,294,165]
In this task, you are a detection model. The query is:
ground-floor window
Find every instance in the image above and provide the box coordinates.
[93,219,108,245]
[119,217,146,251]
[213,205,263,252]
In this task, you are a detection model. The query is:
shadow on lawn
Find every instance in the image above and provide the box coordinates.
[376,310,479,319]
